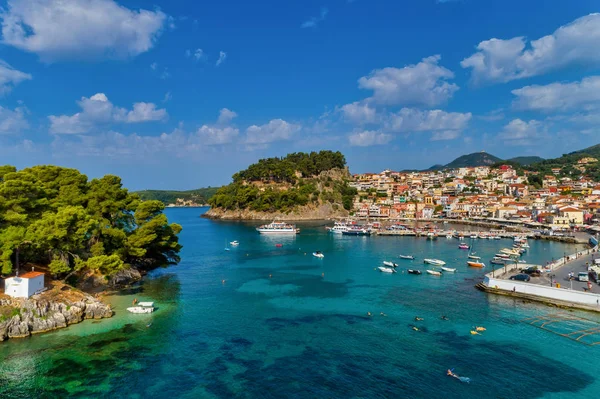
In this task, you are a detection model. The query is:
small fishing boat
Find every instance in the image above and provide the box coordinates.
[426,232,438,240]
[230,240,239,246]
[495,253,511,259]
[383,261,398,268]
[378,266,396,273]
[426,270,442,276]
[470,330,480,335]
[275,243,283,247]
[441,267,456,272]
[424,258,446,266]
[399,255,415,260]
[407,269,422,275]
[446,234,453,239]
[458,243,470,249]
[313,251,324,258]
[490,257,506,265]
[467,261,485,268]
[470,235,478,239]
[127,302,155,314]
[468,254,481,260]
[475,326,486,331]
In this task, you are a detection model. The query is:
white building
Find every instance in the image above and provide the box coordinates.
[4,271,45,298]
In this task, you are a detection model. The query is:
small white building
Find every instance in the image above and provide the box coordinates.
[4,271,45,298]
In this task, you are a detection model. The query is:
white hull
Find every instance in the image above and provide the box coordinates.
[426,270,442,276]
[424,259,446,266]
[441,267,456,272]
[313,252,324,258]
[378,267,396,273]
[257,229,298,234]
[127,306,154,314]
[383,261,398,267]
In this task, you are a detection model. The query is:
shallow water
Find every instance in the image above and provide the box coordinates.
[1,208,598,398]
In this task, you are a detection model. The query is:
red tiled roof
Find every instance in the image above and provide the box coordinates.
[19,271,44,279]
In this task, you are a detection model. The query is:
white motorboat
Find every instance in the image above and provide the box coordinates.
[127,302,155,314]
[230,240,239,246]
[383,261,398,268]
[468,254,481,260]
[313,251,325,258]
[399,255,415,260]
[327,221,350,234]
[426,270,442,276]
[441,267,456,272]
[256,221,299,234]
[378,266,396,273]
[424,258,446,266]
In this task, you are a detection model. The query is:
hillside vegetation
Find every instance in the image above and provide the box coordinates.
[208,151,357,213]
[0,165,182,277]
[135,187,218,205]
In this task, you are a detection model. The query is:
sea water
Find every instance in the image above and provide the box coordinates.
[1,208,599,398]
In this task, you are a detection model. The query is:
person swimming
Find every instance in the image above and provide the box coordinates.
[447,369,470,383]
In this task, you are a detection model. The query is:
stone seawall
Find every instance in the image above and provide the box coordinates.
[0,283,113,342]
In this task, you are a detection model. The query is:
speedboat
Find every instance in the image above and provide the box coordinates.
[426,270,442,276]
[458,243,470,249]
[378,266,396,273]
[467,261,485,268]
[313,251,324,258]
[399,255,415,260]
[407,269,422,275]
[383,261,398,268]
[441,267,456,272]
[424,258,446,266]
[127,301,155,314]
[256,221,299,234]
[230,240,239,246]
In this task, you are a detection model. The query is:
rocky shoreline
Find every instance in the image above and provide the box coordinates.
[0,281,113,341]
[203,203,349,221]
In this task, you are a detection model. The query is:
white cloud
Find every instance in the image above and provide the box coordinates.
[498,119,544,145]
[430,130,460,141]
[150,62,158,70]
[512,76,600,112]
[358,55,458,106]
[301,7,328,28]
[340,101,378,125]
[162,91,172,103]
[348,130,392,147]
[194,48,204,60]
[0,105,29,133]
[387,108,472,133]
[196,125,239,145]
[0,0,166,61]
[245,119,301,144]
[462,13,600,84]
[217,108,238,125]
[0,59,31,94]
[216,51,227,66]
[49,93,167,134]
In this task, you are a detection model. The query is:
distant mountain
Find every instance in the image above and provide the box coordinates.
[507,156,545,166]
[531,143,600,168]
[429,151,502,170]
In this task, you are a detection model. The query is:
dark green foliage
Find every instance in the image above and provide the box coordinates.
[508,156,545,166]
[0,165,182,276]
[209,151,353,213]
[135,187,219,205]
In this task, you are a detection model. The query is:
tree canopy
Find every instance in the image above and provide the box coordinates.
[0,165,182,277]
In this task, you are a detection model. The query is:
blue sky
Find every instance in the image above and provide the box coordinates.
[1,0,599,190]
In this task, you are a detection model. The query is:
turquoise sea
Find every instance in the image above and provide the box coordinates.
[1,207,599,398]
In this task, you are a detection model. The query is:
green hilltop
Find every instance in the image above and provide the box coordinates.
[135,187,219,205]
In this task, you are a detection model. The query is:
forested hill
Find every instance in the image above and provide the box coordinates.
[0,165,182,278]
[135,187,219,205]
[207,151,356,215]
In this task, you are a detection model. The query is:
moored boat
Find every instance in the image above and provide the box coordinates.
[342,225,371,236]
[468,254,481,260]
[426,270,442,276]
[327,221,350,234]
[399,255,415,260]
[424,258,446,266]
[312,251,324,258]
[378,266,396,273]
[490,257,506,265]
[441,267,456,272]
[127,301,155,314]
[467,261,485,268]
[383,261,398,268]
[230,240,239,246]
[257,221,299,234]
[407,269,422,275]
[458,243,470,249]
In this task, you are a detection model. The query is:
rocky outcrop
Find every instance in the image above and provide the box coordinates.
[204,202,349,221]
[77,267,143,292]
[0,283,113,342]
[108,267,142,287]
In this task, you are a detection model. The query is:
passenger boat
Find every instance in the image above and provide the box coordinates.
[458,243,470,249]
[426,270,442,276]
[467,261,485,268]
[424,258,446,266]
[327,221,349,234]
[399,255,415,260]
[312,251,324,258]
[342,226,371,236]
[256,221,299,234]
[378,266,396,273]
[441,267,456,272]
[407,269,422,275]
[383,261,398,268]
[127,302,155,314]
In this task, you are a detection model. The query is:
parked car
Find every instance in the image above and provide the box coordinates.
[578,272,589,282]
[509,274,531,282]
[521,267,541,277]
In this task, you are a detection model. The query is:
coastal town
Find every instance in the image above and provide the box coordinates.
[347,158,600,233]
